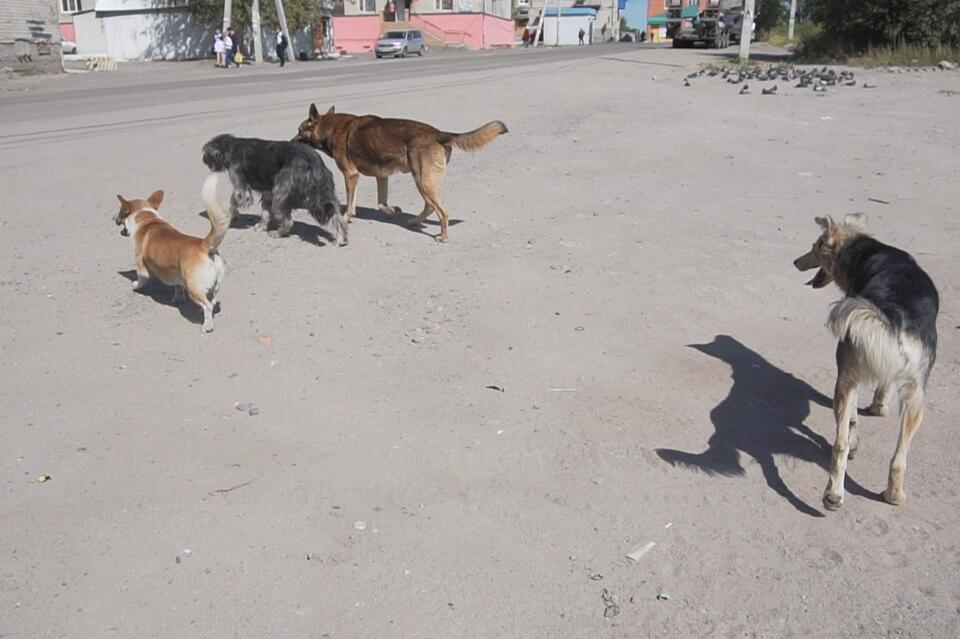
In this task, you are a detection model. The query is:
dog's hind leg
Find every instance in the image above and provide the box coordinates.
[186,284,216,333]
[343,171,360,222]
[376,177,400,215]
[847,410,861,460]
[407,146,451,242]
[823,375,858,511]
[884,380,924,506]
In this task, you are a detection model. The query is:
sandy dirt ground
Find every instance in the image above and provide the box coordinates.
[2,44,960,638]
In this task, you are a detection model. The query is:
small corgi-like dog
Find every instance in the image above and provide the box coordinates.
[115,174,229,332]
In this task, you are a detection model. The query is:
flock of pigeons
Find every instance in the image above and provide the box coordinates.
[683,64,879,95]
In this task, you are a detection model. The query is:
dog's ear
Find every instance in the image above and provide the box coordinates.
[148,190,164,209]
[309,103,319,119]
[814,216,834,232]
[116,194,128,207]
[326,105,335,116]
[843,213,867,231]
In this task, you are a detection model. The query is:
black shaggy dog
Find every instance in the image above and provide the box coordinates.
[202,134,347,246]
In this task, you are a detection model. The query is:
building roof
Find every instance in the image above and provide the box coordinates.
[94,0,188,11]
[542,7,598,17]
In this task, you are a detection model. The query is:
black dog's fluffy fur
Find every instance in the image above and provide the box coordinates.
[202,134,347,246]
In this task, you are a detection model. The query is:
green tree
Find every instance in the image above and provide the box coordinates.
[181,0,331,30]
[807,0,960,51]
[754,0,786,36]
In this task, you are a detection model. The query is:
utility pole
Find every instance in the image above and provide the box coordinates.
[555,0,561,46]
[787,0,797,41]
[737,0,755,62]
[612,0,619,42]
[274,0,294,62]
[251,0,265,63]
[222,0,232,32]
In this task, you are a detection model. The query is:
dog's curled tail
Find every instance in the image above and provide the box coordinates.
[201,173,230,253]
[828,297,902,380]
[446,121,508,152]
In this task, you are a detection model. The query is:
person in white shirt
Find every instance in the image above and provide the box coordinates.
[275,26,289,67]
[213,30,225,67]
[223,30,234,68]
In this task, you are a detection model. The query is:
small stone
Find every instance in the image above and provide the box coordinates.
[354,521,367,531]
[937,60,956,70]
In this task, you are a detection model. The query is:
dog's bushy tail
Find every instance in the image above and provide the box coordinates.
[444,121,508,152]
[828,297,902,382]
[201,173,230,253]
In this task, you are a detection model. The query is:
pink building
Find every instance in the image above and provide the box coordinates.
[331,0,514,54]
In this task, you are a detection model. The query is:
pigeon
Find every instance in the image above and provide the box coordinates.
[684,79,691,87]
[739,84,750,95]
[762,85,778,95]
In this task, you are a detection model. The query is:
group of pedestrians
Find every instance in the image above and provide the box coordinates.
[212,25,289,68]
[213,27,241,68]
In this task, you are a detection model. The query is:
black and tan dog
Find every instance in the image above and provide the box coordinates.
[794,213,939,510]
[294,104,507,243]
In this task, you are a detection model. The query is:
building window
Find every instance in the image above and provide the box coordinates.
[435,0,453,10]
[358,0,375,12]
[61,0,83,12]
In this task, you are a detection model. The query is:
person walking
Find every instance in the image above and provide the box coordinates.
[275,26,289,67]
[227,26,241,67]
[213,29,225,67]
[223,28,234,68]
[578,27,586,45]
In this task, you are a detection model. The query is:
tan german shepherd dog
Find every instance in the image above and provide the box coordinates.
[794,214,939,510]
[294,104,507,242]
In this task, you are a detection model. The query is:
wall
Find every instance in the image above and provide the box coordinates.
[542,15,594,46]
[411,13,514,49]
[0,0,61,73]
[331,15,382,53]
[99,9,211,60]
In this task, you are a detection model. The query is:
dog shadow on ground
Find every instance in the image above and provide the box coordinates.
[656,334,883,517]
[352,205,463,239]
[117,270,217,327]
[198,210,338,247]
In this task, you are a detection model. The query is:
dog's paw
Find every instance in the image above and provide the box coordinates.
[201,322,214,334]
[867,403,888,417]
[434,234,449,243]
[378,204,401,215]
[267,230,287,238]
[254,221,269,232]
[822,492,844,511]
[884,487,906,506]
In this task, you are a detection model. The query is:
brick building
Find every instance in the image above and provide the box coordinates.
[0,0,61,73]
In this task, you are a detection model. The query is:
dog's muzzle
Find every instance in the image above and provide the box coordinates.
[794,251,829,288]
